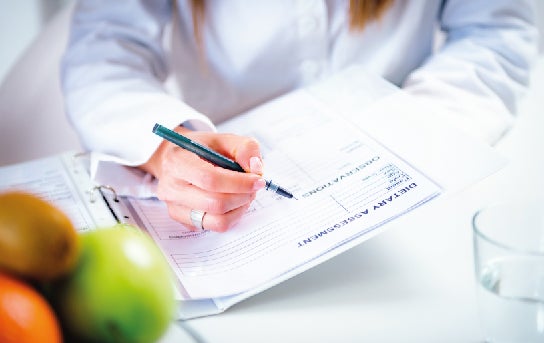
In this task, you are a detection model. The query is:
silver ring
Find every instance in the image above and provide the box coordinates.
[190,209,206,231]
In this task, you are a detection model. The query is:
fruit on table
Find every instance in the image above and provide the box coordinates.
[54,224,176,343]
[0,272,62,343]
[0,191,80,281]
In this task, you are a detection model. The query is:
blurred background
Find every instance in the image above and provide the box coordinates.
[0,1,542,167]
[0,0,72,84]
[0,0,543,85]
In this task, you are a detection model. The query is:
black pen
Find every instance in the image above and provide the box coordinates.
[152,124,295,199]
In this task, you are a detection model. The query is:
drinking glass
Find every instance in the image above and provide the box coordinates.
[473,200,544,343]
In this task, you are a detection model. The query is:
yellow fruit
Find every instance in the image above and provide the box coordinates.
[0,191,80,281]
[0,272,63,343]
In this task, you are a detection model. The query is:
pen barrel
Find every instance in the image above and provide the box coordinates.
[191,143,245,172]
[153,124,245,172]
[153,124,294,199]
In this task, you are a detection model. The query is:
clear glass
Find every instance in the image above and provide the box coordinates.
[473,200,544,343]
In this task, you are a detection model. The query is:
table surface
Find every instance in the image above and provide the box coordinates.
[159,58,544,343]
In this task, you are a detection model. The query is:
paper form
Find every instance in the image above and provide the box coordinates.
[0,154,117,231]
[124,89,442,299]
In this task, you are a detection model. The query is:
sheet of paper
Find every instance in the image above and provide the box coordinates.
[308,74,507,192]
[124,90,442,299]
[0,153,117,231]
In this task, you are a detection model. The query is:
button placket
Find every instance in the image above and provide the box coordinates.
[295,0,328,84]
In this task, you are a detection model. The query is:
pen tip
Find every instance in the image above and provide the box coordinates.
[152,123,159,133]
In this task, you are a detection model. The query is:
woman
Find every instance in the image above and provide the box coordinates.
[61,0,539,232]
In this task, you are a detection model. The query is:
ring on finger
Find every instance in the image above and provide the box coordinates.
[190,209,206,231]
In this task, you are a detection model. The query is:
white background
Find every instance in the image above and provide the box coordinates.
[0,0,70,84]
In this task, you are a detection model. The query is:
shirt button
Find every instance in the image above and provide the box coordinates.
[297,0,314,9]
[298,16,318,36]
[300,60,321,79]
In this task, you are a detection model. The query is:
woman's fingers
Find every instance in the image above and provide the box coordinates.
[165,145,265,194]
[166,202,252,233]
[150,127,265,233]
[249,156,263,175]
[223,135,263,174]
[156,171,257,232]
[187,130,263,175]
[157,179,256,215]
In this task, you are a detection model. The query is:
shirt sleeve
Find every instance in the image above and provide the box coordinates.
[402,0,539,145]
[61,0,215,166]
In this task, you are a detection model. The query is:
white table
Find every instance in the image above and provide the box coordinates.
[160,58,544,343]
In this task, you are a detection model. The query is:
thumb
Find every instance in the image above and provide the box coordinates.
[230,136,263,175]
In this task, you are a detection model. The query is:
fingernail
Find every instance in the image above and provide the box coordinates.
[253,178,266,191]
[249,156,263,175]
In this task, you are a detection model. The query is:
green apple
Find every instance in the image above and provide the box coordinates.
[54,224,176,343]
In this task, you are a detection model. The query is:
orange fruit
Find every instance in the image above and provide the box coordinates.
[0,191,80,281]
[0,272,62,343]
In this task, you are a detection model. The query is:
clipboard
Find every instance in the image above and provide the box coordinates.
[0,67,507,319]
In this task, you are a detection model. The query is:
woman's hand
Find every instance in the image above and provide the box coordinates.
[140,126,265,232]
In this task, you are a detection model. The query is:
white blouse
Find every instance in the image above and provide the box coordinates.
[61,0,539,166]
